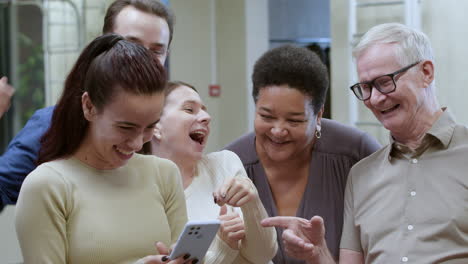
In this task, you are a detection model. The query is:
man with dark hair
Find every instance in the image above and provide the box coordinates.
[0,0,175,212]
[103,0,174,63]
[103,0,174,44]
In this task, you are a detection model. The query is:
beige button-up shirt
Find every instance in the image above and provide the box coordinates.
[340,109,468,263]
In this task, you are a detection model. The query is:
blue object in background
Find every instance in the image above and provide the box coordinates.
[0,106,54,212]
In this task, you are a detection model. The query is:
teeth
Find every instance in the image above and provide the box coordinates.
[271,139,285,144]
[192,131,206,136]
[382,106,396,113]
[116,147,134,155]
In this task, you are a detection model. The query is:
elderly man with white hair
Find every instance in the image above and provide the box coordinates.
[261,22,468,264]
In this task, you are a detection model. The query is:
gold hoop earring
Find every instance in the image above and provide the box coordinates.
[315,129,321,139]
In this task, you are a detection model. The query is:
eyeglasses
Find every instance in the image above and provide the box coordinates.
[350,61,420,101]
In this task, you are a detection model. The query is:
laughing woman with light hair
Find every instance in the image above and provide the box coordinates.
[151,81,278,264]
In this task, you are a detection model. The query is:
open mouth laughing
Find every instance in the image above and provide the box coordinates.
[189,130,207,145]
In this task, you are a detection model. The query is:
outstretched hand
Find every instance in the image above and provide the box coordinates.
[261,216,334,263]
[0,76,15,118]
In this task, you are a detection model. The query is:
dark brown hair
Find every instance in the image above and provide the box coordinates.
[38,33,167,164]
[103,0,175,46]
[252,45,329,114]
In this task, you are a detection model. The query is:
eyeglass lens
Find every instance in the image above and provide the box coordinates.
[359,75,394,99]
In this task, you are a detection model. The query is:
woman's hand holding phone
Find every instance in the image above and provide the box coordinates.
[139,242,189,264]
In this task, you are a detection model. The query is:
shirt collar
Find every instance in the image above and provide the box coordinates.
[426,107,456,148]
[387,107,456,161]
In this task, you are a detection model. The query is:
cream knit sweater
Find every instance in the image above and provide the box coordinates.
[16,154,187,264]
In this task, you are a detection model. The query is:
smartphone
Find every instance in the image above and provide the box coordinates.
[169,219,221,261]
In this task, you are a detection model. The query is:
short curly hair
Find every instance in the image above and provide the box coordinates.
[252,45,329,114]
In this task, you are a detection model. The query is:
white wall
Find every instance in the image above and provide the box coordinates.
[245,0,269,132]
[422,0,468,123]
[167,0,219,152]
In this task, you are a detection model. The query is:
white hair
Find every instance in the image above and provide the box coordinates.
[354,23,437,100]
[353,23,434,66]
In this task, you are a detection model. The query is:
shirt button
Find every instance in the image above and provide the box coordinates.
[410,191,416,196]
[407,225,414,230]
[402,256,409,262]
[411,158,418,164]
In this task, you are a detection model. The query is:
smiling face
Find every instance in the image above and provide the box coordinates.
[254,85,322,164]
[357,43,432,136]
[155,85,211,162]
[113,6,170,64]
[79,89,164,170]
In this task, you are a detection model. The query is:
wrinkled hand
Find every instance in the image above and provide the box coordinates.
[213,176,256,207]
[217,205,245,250]
[0,76,15,118]
[140,241,197,264]
[261,216,334,263]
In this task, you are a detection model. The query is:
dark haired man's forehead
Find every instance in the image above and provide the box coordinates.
[111,5,170,49]
[125,36,166,48]
[125,36,143,44]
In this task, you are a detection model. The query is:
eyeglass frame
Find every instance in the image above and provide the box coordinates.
[349,61,421,101]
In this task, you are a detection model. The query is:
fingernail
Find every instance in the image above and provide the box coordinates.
[214,197,217,203]
[184,254,191,260]
[221,193,226,198]
[192,259,199,264]
[162,256,169,262]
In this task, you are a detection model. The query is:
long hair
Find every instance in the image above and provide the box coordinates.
[38,33,166,164]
